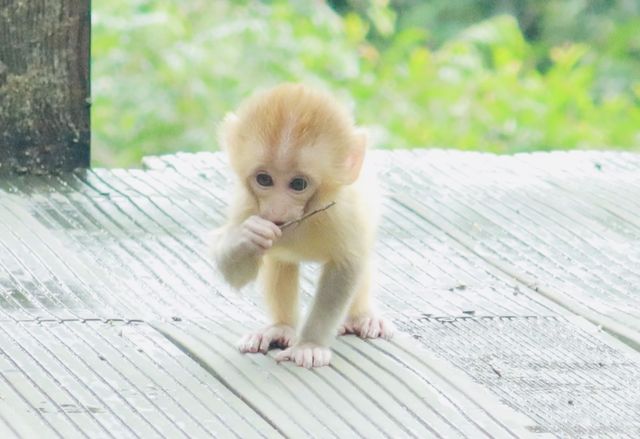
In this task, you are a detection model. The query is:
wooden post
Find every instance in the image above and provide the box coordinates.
[0,0,90,174]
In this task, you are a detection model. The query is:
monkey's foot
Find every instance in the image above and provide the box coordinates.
[339,314,394,339]
[275,343,332,368]
[237,324,296,354]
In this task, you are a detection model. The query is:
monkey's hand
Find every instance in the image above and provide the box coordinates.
[210,216,281,289]
[234,215,282,255]
[275,343,332,368]
[339,314,394,340]
[237,324,295,354]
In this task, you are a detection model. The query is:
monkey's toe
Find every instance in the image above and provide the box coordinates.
[238,324,296,354]
[276,343,332,368]
[237,333,263,353]
[340,315,395,340]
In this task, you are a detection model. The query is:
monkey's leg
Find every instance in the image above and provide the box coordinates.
[339,268,394,339]
[238,257,299,354]
[276,261,359,368]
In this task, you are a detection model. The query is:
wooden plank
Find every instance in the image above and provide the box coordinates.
[0,150,639,437]
[0,320,279,438]
[381,150,640,348]
[399,315,640,437]
[154,320,542,438]
[0,0,90,174]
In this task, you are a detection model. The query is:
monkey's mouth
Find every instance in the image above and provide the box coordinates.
[273,221,285,227]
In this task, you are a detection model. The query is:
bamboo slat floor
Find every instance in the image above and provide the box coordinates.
[0,150,638,438]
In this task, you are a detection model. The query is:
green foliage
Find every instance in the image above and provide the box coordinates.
[92,0,640,167]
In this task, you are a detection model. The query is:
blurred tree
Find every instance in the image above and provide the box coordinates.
[92,0,640,167]
[327,0,640,96]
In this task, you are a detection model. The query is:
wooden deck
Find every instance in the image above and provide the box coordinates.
[0,150,639,438]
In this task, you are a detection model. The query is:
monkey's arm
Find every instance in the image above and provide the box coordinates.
[208,227,260,289]
[208,216,282,289]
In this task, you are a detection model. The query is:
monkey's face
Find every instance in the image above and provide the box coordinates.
[247,164,317,226]
[223,84,366,225]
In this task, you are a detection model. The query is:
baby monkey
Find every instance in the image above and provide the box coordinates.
[210,84,392,368]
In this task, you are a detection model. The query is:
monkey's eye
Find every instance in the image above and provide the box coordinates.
[289,177,308,192]
[256,173,274,187]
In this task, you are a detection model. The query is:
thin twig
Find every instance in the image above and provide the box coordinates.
[280,201,336,230]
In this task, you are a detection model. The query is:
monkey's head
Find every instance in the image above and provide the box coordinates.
[220,84,366,225]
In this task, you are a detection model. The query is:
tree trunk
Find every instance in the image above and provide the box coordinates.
[0,0,90,174]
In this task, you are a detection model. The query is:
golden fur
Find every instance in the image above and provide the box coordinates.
[209,83,392,368]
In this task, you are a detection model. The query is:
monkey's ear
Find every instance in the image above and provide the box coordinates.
[343,129,367,184]
[219,112,239,150]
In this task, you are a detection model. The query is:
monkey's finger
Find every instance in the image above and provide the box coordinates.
[247,227,274,242]
[259,334,272,353]
[312,348,321,367]
[254,215,283,236]
[252,334,264,352]
[246,219,281,240]
[323,349,332,366]
[247,233,273,250]
[343,322,355,334]
[245,334,264,353]
[358,318,372,338]
[294,348,310,368]
[265,221,282,238]
[275,348,292,363]
[237,334,255,353]
[237,335,249,351]
[292,349,302,366]
[312,348,329,367]
[368,319,381,338]
[245,220,272,237]
[380,319,395,339]
[306,349,316,368]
